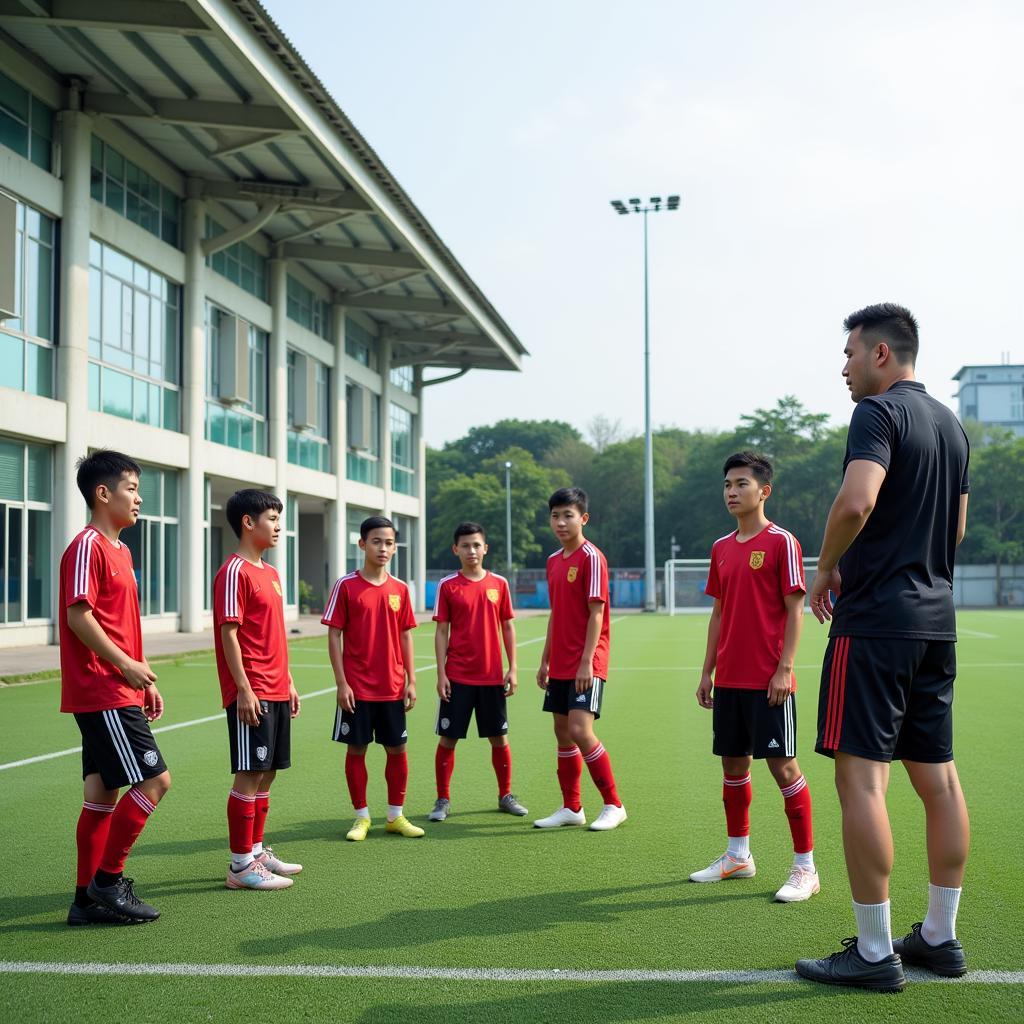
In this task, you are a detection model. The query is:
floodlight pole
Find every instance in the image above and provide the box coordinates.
[504,460,513,584]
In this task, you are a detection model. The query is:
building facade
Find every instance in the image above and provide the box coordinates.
[952,364,1024,437]
[0,0,523,647]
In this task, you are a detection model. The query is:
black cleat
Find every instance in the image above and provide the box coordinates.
[795,937,906,993]
[66,901,134,926]
[893,922,967,977]
[87,876,160,922]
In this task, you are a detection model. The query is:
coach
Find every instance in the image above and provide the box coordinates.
[795,304,971,993]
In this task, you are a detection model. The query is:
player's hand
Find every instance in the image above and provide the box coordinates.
[437,675,451,701]
[767,668,793,707]
[121,657,157,690]
[809,567,841,623]
[336,682,356,713]
[404,682,417,711]
[536,663,549,690]
[575,659,594,694]
[143,683,164,722]
[503,669,518,696]
[696,673,714,709]
[236,688,261,726]
[289,683,301,719]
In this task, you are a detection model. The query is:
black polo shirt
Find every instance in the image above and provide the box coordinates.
[831,380,970,640]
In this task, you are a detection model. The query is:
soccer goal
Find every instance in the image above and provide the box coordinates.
[664,557,819,615]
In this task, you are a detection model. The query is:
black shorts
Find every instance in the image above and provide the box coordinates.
[436,682,509,739]
[712,688,797,759]
[332,699,407,747]
[226,699,292,773]
[74,707,167,790]
[542,678,605,719]
[816,636,956,763]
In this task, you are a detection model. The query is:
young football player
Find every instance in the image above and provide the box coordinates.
[323,516,422,840]
[214,489,302,891]
[692,452,818,902]
[535,487,626,831]
[428,521,525,822]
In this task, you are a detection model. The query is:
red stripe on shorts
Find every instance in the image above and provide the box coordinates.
[825,637,850,750]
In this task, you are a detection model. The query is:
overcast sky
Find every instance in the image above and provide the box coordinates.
[266,0,1024,448]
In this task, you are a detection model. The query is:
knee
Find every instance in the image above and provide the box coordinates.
[488,736,508,749]
[567,720,592,747]
[768,759,799,787]
[146,771,171,801]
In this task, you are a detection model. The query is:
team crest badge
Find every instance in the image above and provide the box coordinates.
[388,593,401,611]
[340,722,350,736]
[256,745,268,762]
[567,566,578,583]
[441,718,451,730]
[272,580,282,596]
[486,588,499,604]
[749,551,766,570]
[142,750,159,767]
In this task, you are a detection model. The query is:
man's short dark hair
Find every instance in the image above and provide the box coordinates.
[361,515,396,540]
[76,450,142,509]
[225,489,283,538]
[548,486,588,514]
[453,521,486,544]
[723,451,773,487]
[844,303,919,366]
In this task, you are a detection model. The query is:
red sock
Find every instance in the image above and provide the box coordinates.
[780,775,814,853]
[582,742,621,806]
[435,745,456,800]
[252,791,270,846]
[556,745,583,812]
[385,751,408,807]
[76,801,115,886]
[345,752,368,810]
[227,789,256,855]
[723,773,752,837]
[491,744,512,799]
[98,787,156,875]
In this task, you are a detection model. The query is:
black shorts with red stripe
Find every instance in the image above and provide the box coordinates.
[816,636,956,763]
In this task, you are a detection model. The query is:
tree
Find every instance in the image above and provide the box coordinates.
[586,414,626,453]
[444,419,580,463]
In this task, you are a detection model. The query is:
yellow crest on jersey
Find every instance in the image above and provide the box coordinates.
[486,588,500,603]
[272,580,282,596]
[388,593,401,611]
[567,566,578,583]
[749,551,765,570]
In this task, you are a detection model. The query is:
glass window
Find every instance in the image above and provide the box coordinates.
[287,350,331,471]
[205,216,268,301]
[390,364,414,393]
[287,275,330,340]
[285,495,298,605]
[119,466,179,617]
[390,403,416,496]
[346,379,380,485]
[345,316,377,368]
[0,70,53,171]
[0,439,52,623]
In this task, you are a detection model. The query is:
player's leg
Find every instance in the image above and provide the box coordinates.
[567,684,625,831]
[534,681,586,827]
[430,738,457,820]
[381,702,423,837]
[430,683,472,820]
[334,701,373,840]
[480,686,525,815]
[67,768,121,926]
[767,754,818,902]
[251,703,301,875]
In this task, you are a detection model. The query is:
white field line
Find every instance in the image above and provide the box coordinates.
[0,960,1020,985]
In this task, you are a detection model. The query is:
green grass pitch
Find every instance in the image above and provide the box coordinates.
[1,611,1022,1023]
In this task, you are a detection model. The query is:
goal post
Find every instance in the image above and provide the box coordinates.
[664,557,820,615]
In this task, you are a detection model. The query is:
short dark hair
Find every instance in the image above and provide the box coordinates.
[76,450,142,509]
[453,521,486,543]
[225,489,283,538]
[548,486,588,514]
[723,451,773,487]
[360,515,396,540]
[844,303,919,366]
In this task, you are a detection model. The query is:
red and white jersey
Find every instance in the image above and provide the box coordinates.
[322,572,417,701]
[433,571,514,686]
[705,522,805,691]
[59,527,144,714]
[546,540,610,680]
[213,555,290,707]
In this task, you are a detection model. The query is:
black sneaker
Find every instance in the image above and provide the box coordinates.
[86,876,160,922]
[893,922,967,977]
[795,937,906,993]
[66,901,134,926]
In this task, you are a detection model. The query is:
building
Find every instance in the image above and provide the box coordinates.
[952,364,1024,437]
[0,0,524,647]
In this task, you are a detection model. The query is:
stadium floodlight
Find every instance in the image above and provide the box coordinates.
[608,192,681,611]
[504,461,513,592]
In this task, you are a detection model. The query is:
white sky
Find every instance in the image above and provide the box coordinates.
[266,0,1024,446]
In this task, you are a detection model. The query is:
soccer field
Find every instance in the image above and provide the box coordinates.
[1,611,1022,1023]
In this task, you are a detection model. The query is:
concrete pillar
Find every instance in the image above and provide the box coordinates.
[55,105,91,551]
[180,189,207,631]
[380,334,393,517]
[328,302,347,582]
[414,366,427,612]
[267,257,288,595]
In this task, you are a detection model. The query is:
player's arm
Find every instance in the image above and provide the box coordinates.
[696,598,722,709]
[67,603,156,690]
[400,628,417,710]
[537,613,554,689]
[288,671,300,719]
[502,618,518,695]
[767,591,804,706]
[220,622,261,726]
[575,600,604,694]
[435,621,451,700]
[810,459,887,622]
[957,492,968,546]
[327,626,355,712]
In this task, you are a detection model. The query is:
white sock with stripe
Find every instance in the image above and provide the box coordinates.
[921,884,961,945]
[852,899,893,962]
[726,836,750,861]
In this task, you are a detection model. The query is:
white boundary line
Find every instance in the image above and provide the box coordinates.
[0,960,1020,984]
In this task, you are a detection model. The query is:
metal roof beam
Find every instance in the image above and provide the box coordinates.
[340,293,463,316]
[383,329,482,347]
[283,243,422,270]
[0,0,211,32]
[344,270,428,299]
[85,92,295,132]
[195,177,370,212]
[202,202,280,256]
[276,213,356,244]
[208,130,291,158]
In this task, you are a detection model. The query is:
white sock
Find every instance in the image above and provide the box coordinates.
[794,851,815,871]
[726,835,750,861]
[852,899,893,962]
[231,852,254,872]
[354,806,370,819]
[387,804,403,822]
[251,841,263,856]
[921,884,961,945]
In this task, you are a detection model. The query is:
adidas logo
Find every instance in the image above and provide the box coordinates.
[768,738,780,749]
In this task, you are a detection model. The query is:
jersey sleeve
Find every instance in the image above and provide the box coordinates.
[705,544,721,599]
[63,532,102,608]
[500,577,514,621]
[432,579,450,623]
[321,577,347,629]
[845,398,895,471]
[775,532,806,595]
[216,561,247,625]
[585,549,608,604]
[399,585,417,631]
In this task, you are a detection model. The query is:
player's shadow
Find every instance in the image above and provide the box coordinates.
[0,891,75,934]
[234,879,758,958]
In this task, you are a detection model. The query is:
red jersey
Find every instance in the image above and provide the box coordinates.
[213,555,290,707]
[433,571,514,685]
[321,572,417,701]
[705,522,805,691]
[546,540,610,680]
[58,527,144,714]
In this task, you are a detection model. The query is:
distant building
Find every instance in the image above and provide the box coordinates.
[952,364,1024,437]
